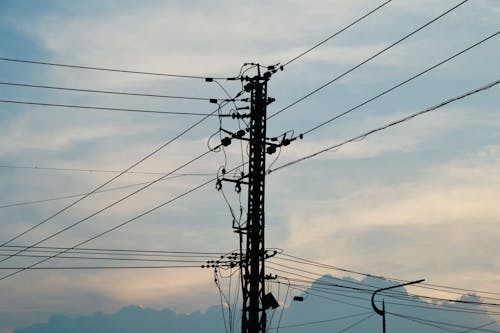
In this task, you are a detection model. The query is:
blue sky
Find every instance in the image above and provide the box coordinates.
[0,0,499,332]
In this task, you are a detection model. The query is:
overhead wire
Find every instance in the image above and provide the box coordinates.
[388,312,500,333]
[0,82,240,102]
[282,0,393,67]
[277,253,500,298]
[269,0,471,119]
[268,312,372,330]
[301,31,499,136]
[0,57,237,80]
[268,79,499,174]
[0,161,249,282]
[0,93,236,256]
[0,148,215,265]
[0,164,213,176]
[0,99,233,116]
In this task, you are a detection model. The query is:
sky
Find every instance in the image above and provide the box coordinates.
[0,0,499,332]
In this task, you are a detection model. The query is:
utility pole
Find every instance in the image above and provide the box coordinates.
[216,63,286,333]
[241,66,268,333]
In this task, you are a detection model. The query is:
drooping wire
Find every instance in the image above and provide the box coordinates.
[268,0,471,119]
[268,79,499,174]
[0,57,238,80]
[0,99,229,116]
[282,0,393,67]
[0,82,241,102]
[0,90,236,257]
[0,148,215,267]
[0,164,213,176]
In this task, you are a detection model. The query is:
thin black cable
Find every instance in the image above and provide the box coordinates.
[268,312,372,330]
[302,31,499,136]
[0,97,229,251]
[0,174,214,210]
[0,253,218,263]
[0,82,239,101]
[268,79,499,174]
[337,313,374,333]
[0,164,213,176]
[0,148,215,265]
[0,265,203,270]
[0,176,215,281]
[0,99,233,116]
[283,0,393,67]
[269,0,470,119]
[0,161,248,281]
[278,253,500,297]
[0,245,226,255]
[388,312,500,333]
[0,57,236,80]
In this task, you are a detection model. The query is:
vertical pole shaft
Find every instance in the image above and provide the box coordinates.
[382,301,386,333]
[242,74,268,333]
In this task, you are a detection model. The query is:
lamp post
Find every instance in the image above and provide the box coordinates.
[371,279,425,333]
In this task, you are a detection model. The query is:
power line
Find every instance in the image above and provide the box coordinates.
[0,164,212,176]
[301,31,499,136]
[0,160,249,282]
[0,81,240,102]
[388,312,500,333]
[0,245,224,256]
[0,265,203,270]
[268,79,499,174]
[269,0,470,119]
[268,312,372,330]
[0,175,215,281]
[276,253,500,298]
[282,0,393,67]
[0,149,214,265]
[0,57,236,80]
[0,99,232,116]
[0,96,232,251]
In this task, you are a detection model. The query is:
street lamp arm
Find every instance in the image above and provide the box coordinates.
[371,279,425,315]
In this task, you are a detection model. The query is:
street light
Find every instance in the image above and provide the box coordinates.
[371,279,425,333]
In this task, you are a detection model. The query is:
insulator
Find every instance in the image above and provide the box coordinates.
[216,179,222,191]
[221,137,231,146]
[267,145,277,155]
[235,182,241,193]
[282,138,291,146]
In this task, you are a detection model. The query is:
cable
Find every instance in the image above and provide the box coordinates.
[0,176,215,281]
[0,265,203,270]
[0,165,212,178]
[388,312,500,333]
[269,0,470,119]
[0,164,213,176]
[277,253,500,298]
[283,0,392,67]
[337,313,374,333]
[0,57,236,80]
[0,245,224,257]
[301,31,499,136]
[0,148,214,265]
[0,99,233,116]
[0,82,240,102]
[0,95,231,253]
[268,312,372,330]
[0,161,249,282]
[268,79,499,174]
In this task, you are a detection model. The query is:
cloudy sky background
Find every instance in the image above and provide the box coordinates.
[0,0,499,332]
